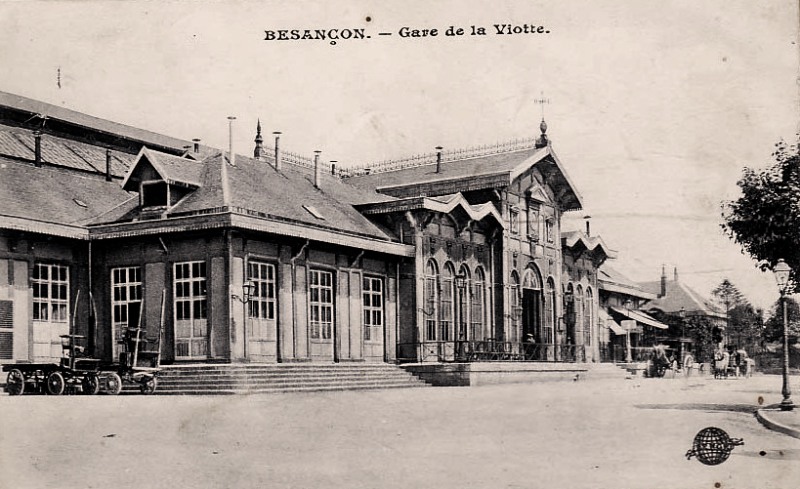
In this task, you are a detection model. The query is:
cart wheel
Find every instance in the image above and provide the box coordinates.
[104,372,122,396]
[140,376,158,395]
[82,374,100,395]
[46,371,65,396]
[6,369,25,396]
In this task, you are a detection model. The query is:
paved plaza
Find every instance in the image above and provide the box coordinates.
[1,374,799,489]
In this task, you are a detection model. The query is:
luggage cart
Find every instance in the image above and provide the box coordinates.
[3,291,103,396]
[95,290,165,395]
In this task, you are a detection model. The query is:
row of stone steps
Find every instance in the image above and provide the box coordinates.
[123,363,431,395]
[582,362,633,380]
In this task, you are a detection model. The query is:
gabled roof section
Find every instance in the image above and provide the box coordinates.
[0,157,134,238]
[121,147,203,191]
[357,192,504,228]
[161,152,399,243]
[640,278,726,319]
[598,264,656,300]
[562,230,617,260]
[345,143,583,211]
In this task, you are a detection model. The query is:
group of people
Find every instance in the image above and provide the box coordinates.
[645,345,754,379]
[714,348,754,379]
[713,347,753,379]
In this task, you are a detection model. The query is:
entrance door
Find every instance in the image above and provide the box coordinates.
[111,266,143,362]
[32,263,70,361]
[522,289,542,342]
[246,262,277,361]
[309,269,335,361]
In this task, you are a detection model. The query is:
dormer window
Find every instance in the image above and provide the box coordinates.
[141,180,168,208]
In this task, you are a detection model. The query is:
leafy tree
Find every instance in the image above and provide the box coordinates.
[763,296,800,344]
[726,303,763,352]
[721,136,800,287]
[684,315,721,363]
[712,279,747,312]
[711,279,762,351]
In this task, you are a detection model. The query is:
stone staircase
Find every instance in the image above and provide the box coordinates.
[583,362,634,380]
[123,363,430,395]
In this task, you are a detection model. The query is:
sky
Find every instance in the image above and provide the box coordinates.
[0,0,797,311]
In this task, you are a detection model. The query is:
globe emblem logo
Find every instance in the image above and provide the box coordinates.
[685,427,744,465]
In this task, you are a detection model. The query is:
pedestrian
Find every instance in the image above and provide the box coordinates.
[525,334,536,360]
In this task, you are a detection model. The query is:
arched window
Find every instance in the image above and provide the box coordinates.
[584,287,594,351]
[510,271,520,342]
[457,264,471,341]
[545,277,556,345]
[440,262,455,341]
[472,267,486,340]
[575,285,584,345]
[423,260,439,341]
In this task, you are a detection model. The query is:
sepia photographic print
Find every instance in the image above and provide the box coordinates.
[0,1,798,488]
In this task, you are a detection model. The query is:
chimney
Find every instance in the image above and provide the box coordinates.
[33,131,42,167]
[227,116,236,167]
[584,215,591,236]
[674,267,679,282]
[273,132,282,170]
[192,138,201,153]
[435,146,443,173]
[660,265,667,298]
[314,150,321,189]
[105,149,112,181]
[330,160,337,176]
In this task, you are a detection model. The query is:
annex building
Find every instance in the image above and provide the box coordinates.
[0,92,617,368]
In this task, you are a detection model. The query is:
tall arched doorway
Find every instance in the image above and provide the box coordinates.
[564,283,576,346]
[521,266,543,343]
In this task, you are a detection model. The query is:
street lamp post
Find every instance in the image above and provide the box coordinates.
[233,280,256,359]
[772,259,794,412]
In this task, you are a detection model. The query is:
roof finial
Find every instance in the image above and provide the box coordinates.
[534,91,550,148]
[254,119,264,159]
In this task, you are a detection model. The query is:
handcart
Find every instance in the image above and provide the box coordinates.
[95,290,165,395]
[4,291,103,396]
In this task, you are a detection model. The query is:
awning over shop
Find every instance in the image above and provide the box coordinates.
[610,306,668,329]
[600,308,627,335]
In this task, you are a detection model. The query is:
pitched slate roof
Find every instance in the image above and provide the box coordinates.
[0,157,135,238]
[640,278,726,319]
[345,145,583,210]
[598,264,655,300]
[0,91,191,152]
[0,124,135,177]
[161,153,399,241]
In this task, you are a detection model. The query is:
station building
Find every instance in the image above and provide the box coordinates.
[0,91,615,367]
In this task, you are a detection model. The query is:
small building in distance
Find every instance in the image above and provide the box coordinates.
[640,266,727,362]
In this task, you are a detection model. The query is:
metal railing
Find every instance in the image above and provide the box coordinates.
[397,340,586,363]
[340,137,540,177]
